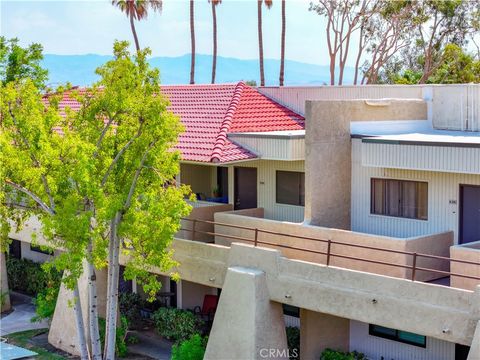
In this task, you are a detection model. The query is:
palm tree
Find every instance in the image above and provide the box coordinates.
[112,0,162,52]
[279,0,286,86]
[210,0,221,84]
[257,0,272,87]
[190,0,195,84]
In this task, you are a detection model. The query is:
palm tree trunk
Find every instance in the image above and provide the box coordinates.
[129,13,140,52]
[73,283,90,360]
[257,0,265,87]
[279,0,286,86]
[190,0,196,84]
[211,1,218,84]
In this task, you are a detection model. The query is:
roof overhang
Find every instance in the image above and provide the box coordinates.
[228,130,305,161]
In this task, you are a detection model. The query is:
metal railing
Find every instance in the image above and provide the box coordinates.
[180,218,480,284]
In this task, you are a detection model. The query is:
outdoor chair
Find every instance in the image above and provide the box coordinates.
[193,294,218,326]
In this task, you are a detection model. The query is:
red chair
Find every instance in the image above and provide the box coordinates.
[193,294,218,325]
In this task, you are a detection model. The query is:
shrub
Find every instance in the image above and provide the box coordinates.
[286,326,300,359]
[6,257,61,296]
[320,349,368,360]
[99,316,129,358]
[119,292,144,328]
[153,307,204,343]
[171,334,208,360]
[31,285,60,322]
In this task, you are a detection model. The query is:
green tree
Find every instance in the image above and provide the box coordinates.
[426,44,480,83]
[0,41,192,360]
[0,37,48,88]
[112,0,163,52]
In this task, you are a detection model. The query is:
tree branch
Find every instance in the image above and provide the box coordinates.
[5,180,55,215]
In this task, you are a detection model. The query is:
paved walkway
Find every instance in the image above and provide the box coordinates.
[0,292,48,336]
[128,330,172,360]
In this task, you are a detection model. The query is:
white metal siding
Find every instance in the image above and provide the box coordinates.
[362,142,480,175]
[228,136,305,161]
[351,139,480,243]
[230,160,305,222]
[349,320,455,360]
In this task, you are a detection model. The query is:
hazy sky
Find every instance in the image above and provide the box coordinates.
[1,0,338,65]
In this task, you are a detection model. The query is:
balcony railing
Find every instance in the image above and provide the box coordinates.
[180,218,480,288]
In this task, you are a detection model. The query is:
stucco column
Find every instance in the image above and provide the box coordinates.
[0,252,11,312]
[48,263,108,356]
[204,266,288,360]
[300,309,350,359]
[468,320,480,360]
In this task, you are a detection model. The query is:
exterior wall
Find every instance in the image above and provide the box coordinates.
[305,99,427,229]
[214,211,452,282]
[451,241,480,291]
[352,139,480,243]
[260,84,480,131]
[231,160,305,222]
[228,135,305,161]
[20,241,54,263]
[180,280,217,311]
[349,320,455,360]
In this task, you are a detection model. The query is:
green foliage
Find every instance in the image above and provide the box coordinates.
[171,334,208,360]
[0,291,8,307]
[99,316,129,357]
[6,257,61,296]
[427,44,480,83]
[32,284,60,323]
[119,292,144,327]
[286,326,300,359]
[320,349,368,360]
[153,307,204,343]
[0,37,48,88]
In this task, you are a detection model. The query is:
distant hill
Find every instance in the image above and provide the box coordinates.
[41,54,355,86]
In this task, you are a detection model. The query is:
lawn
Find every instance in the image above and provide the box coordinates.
[4,328,69,360]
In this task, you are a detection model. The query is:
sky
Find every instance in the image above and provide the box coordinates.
[1,0,336,66]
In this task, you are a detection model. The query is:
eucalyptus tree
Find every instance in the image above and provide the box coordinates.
[0,41,192,360]
[112,0,163,52]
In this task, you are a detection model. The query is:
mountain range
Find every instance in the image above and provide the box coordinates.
[41,54,355,86]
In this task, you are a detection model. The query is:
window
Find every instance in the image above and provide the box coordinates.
[30,244,54,256]
[282,304,299,318]
[369,324,426,347]
[276,171,305,206]
[371,178,428,220]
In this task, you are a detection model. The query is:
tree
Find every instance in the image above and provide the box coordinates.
[190,0,196,84]
[257,0,272,87]
[112,0,163,52]
[310,0,373,85]
[279,0,286,86]
[0,37,48,89]
[0,41,192,360]
[210,0,221,84]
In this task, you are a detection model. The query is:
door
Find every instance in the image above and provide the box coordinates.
[460,185,480,244]
[234,167,257,210]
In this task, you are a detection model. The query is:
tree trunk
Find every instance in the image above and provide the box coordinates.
[190,0,196,84]
[88,243,102,360]
[104,212,121,360]
[211,1,218,84]
[329,54,335,85]
[129,13,140,52]
[257,0,265,87]
[279,0,286,86]
[73,283,90,360]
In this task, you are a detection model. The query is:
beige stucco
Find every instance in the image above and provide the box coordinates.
[304,99,427,229]
[300,310,349,359]
[451,242,480,291]
[214,211,452,282]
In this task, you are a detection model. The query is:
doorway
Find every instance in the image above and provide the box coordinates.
[234,167,257,210]
[459,185,480,244]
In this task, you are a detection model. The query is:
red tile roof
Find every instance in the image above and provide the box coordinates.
[50,82,305,163]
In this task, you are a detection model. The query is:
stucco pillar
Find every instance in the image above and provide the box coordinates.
[204,266,288,360]
[48,264,108,356]
[0,252,11,312]
[300,309,350,360]
[468,320,480,360]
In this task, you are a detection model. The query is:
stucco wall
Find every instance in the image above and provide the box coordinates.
[180,163,216,199]
[451,242,480,291]
[214,211,452,281]
[305,99,427,230]
[351,139,480,243]
[20,241,54,263]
